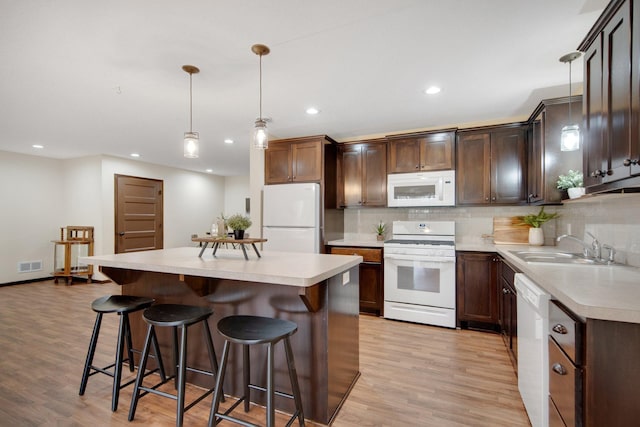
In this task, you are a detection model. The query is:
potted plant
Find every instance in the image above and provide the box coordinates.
[519,207,559,246]
[374,221,386,241]
[226,214,252,240]
[557,170,584,199]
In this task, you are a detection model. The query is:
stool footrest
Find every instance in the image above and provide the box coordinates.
[247,383,295,401]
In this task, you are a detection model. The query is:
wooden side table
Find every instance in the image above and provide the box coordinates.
[191,237,267,260]
[52,226,94,285]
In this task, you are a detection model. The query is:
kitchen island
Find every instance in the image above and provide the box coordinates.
[82,247,362,425]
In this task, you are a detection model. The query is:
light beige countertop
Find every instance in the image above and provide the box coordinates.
[82,247,362,288]
[460,244,640,324]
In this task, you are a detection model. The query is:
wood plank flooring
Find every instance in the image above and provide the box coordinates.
[0,280,529,426]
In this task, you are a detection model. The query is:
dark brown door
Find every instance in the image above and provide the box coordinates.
[115,175,163,253]
[361,142,387,206]
[264,142,292,184]
[340,145,362,206]
[419,132,455,171]
[387,139,420,173]
[291,140,322,182]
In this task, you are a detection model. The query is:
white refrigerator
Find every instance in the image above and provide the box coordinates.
[262,183,321,253]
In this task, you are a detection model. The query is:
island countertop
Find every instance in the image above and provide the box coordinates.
[81,246,362,287]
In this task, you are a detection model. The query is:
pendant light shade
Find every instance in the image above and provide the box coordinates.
[559,52,582,152]
[182,65,200,158]
[251,44,270,149]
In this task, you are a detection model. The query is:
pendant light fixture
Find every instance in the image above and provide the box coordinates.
[559,52,582,152]
[251,44,270,149]
[182,65,200,158]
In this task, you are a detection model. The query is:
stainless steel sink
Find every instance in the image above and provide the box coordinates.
[510,250,607,265]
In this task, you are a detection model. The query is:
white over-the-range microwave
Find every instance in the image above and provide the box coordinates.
[387,170,455,207]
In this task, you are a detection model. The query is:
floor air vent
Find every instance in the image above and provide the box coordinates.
[18,261,43,273]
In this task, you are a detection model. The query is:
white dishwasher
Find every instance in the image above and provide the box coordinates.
[515,273,550,427]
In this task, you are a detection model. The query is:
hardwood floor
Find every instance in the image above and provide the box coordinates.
[0,280,529,426]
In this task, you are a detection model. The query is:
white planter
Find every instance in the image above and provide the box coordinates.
[529,228,544,246]
[567,187,585,199]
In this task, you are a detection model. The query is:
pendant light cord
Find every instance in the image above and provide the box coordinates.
[259,54,263,120]
[568,59,572,124]
[189,72,193,132]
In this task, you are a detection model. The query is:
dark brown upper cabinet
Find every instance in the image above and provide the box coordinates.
[337,140,387,207]
[579,0,640,193]
[527,96,583,204]
[456,124,527,205]
[265,135,335,184]
[387,130,455,173]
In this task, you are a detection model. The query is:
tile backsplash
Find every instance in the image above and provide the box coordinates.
[343,194,640,267]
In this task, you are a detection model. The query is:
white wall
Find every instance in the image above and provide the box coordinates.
[0,151,65,283]
[0,151,230,284]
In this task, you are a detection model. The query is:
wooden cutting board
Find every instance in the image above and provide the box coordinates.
[493,216,531,245]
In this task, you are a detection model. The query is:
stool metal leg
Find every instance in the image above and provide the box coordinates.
[123,313,135,372]
[150,326,167,382]
[209,340,231,427]
[128,324,154,422]
[284,337,305,426]
[243,344,250,412]
[203,320,224,402]
[266,342,275,427]
[176,325,188,427]
[172,326,179,389]
[112,312,128,411]
[79,312,103,395]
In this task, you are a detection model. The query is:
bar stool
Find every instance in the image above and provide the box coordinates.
[209,315,305,427]
[129,304,223,427]
[79,295,166,412]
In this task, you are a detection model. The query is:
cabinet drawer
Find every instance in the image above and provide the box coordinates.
[549,300,584,365]
[330,247,382,263]
[549,337,583,427]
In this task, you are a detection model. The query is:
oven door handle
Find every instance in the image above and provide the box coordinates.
[384,254,456,263]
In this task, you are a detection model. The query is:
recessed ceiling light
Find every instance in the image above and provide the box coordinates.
[305,107,320,115]
[425,86,441,95]
[224,139,234,144]
[32,144,44,149]
[130,153,140,158]
[206,169,213,173]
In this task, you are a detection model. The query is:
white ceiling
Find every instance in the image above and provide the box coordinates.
[0,0,609,176]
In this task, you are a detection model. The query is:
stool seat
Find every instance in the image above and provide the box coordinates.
[217,315,297,345]
[143,303,213,327]
[91,295,154,313]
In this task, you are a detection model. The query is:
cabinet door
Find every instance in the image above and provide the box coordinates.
[583,35,605,188]
[265,143,292,184]
[456,133,491,205]
[491,127,526,204]
[602,2,632,184]
[419,132,454,171]
[388,139,420,173]
[291,140,322,182]
[361,143,387,206]
[456,252,499,327]
[632,0,640,177]
[359,262,383,315]
[339,145,363,207]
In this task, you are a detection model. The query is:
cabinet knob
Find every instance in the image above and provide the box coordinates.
[552,324,568,334]
[118,232,125,236]
[491,196,496,201]
[623,158,639,167]
[502,287,510,294]
[485,197,490,201]
[552,363,567,375]
[591,169,606,178]
[415,165,419,169]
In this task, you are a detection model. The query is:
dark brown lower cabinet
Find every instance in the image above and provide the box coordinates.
[456,251,499,330]
[328,246,383,316]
